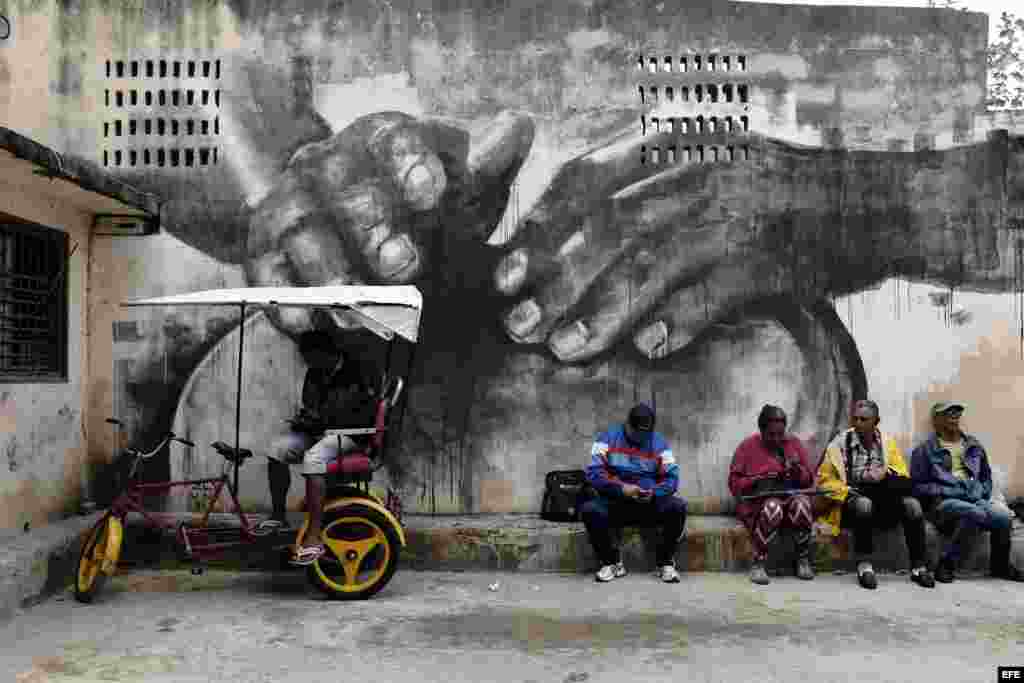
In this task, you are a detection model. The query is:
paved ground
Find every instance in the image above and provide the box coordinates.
[2,568,1022,683]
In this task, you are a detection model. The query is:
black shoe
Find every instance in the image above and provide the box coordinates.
[910,567,936,588]
[934,560,955,584]
[857,564,878,590]
[991,565,1024,582]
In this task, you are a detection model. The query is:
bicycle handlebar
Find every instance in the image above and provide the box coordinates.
[107,417,194,458]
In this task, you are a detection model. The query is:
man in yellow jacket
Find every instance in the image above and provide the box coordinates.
[816,399,935,589]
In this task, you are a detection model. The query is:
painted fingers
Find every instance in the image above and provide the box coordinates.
[279,111,533,284]
[497,147,760,363]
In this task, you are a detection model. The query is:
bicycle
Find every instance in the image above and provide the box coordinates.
[80,284,418,603]
[75,418,199,602]
[76,392,405,602]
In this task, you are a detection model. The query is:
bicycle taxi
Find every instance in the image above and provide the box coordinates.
[75,284,421,602]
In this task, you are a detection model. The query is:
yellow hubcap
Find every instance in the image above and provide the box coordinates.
[77,522,107,591]
[314,516,391,593]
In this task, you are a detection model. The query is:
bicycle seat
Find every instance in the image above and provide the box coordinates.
[210,441,253,463]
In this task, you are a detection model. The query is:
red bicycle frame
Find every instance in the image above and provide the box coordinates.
[109,470,262,561]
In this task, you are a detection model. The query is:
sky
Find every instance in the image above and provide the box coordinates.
[741,0,1016,47]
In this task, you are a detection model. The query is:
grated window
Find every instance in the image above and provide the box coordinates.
[103,55,222,168]
[0,218,69,382]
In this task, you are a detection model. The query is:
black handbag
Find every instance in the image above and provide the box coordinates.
[540,470,595,522]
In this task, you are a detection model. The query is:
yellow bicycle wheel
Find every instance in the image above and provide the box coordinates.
[307,502,401,600]
[74,516,122,603]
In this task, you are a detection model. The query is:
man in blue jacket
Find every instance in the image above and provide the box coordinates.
[581,403,687,583]
[910,401,1024,583]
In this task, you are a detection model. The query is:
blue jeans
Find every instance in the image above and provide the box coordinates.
[932,498,1013,568]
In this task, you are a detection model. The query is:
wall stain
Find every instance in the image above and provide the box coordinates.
[5,435,19,473]
[49,52,81,96]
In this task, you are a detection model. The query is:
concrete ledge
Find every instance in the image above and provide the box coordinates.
[0,512,103,623]
[112,511,1024,577]
[4,509,1020,617]
[399,514,1024,575]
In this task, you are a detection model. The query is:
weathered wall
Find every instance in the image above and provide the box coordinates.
[0,156,90,531]
[7,0,1024,516]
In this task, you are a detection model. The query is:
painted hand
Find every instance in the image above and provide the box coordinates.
[495,129,1020,364]
[244,111,534,338]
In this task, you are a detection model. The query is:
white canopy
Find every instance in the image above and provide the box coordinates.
[123,285,423,342]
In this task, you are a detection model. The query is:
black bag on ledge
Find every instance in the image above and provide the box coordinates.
[540,470,595,522]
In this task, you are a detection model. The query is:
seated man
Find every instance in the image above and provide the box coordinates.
[910,401,1024,583]
[729,405,815,585]
[581,403,687,584]
[257,329,377,566]
[817,399,934,589]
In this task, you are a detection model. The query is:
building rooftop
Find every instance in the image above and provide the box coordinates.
[0,127,159,230]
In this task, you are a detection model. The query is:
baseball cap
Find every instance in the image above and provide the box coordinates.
[628,403,656,432]
[931,401,965,416]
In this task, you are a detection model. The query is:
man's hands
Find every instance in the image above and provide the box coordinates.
[861,463,888,484]
[622,483,653,501]
[290,407,325,433]
[963,479,986,502]
[783,458,804,484]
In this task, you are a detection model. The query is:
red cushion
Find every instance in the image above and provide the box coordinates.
[326,453,372,475]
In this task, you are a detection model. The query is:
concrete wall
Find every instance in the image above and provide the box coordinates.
[0,155,90,531]
[5,0,1024,516]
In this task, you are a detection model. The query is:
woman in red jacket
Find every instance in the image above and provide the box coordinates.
[729,405,816,585]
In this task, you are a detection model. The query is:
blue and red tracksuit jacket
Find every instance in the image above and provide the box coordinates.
[585,425,679,499]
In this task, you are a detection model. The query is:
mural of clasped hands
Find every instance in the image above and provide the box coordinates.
[244,108,813,365]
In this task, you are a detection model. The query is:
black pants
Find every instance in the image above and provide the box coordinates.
[581,495,688,566]
[842,483,926,567]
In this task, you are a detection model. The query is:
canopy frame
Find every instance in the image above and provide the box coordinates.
[120,286,422,498]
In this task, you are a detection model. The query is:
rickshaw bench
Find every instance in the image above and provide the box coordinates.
[325,453,373,478]
[321,386,397,484]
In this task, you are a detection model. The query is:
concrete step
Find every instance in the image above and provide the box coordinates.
[113,511,1024,577]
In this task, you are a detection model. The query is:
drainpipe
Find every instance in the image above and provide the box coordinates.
[81,218,97,515]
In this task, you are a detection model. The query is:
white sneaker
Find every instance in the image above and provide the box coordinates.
[595,562,627,582]
[659,564,681,583]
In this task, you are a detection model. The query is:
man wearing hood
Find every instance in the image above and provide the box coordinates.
[581,403,687,583]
